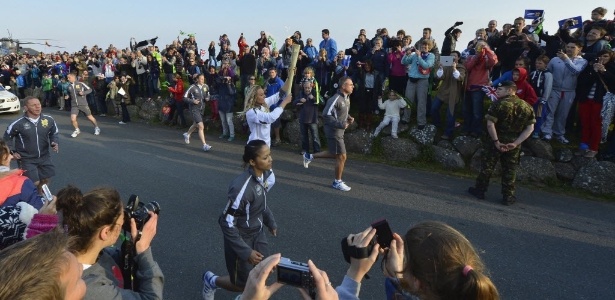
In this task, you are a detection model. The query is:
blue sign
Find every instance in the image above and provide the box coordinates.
[524,9,544,19]
[558,16,583,29]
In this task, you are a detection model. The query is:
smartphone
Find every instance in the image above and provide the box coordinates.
[41,184,53,203]
[371,219,394,248]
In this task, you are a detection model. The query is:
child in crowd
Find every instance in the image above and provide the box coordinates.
[300,66,320,103]
[106,79,119,116]
[529,55,553,138]
[41,74,53,107]
[372,90,407,138]
[56,77,69,110]
[511,67,537,106]
[208,41,217,68]
[294,80,321,154]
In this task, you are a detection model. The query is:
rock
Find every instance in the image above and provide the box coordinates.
[126,105,140,120]
[470,149,501,175]
[382,138,420,162]
[432,145,466,169]
[570,156,595,171]
[524,139,555,160]
[452,136,481,158]
[437,140,454,150]
[553,162,576,181]
[133,96,146,108]
[283,119,301,146]
[517,156,556,182]
[554,148,574,162]
[409,124,437,145]
[381,123,410,136]
[344,130,372,154]
[280,109,294,122]
[139,101,160,122]
[572,161,615,195]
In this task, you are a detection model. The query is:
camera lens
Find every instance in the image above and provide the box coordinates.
[143,201,161,215]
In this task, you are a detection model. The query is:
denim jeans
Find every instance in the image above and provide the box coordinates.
[97,95,107,115]
[300,122,321,153]
[219,111,235,137]
[147,74,160,97]
[430,96,456,137]
[120,102,131,122]
[405,78,429,126]
[208,55,217,68]
[175,102,186,126]
[463,90,485,135]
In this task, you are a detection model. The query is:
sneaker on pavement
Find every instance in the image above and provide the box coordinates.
[183,133,190,144]
[119,121,126,125]
[227,136,235,142]
[556,135,569,144]
[99,114,106,117]
[71,129,81,138]
[202,271,217,300]
[94,127,100,135]
[467,187,485,200]
[203,144,212,152]
[218,134,228,139]
[303,153,313,168]
[332,180,351,191]
[542,134,552,141]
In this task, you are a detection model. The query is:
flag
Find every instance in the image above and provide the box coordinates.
[482,85,498,102]
[524,9,544,19]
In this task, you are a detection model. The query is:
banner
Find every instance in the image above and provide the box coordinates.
[524,9,544,19]
[558,16,583,29]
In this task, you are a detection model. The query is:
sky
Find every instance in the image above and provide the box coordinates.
[3,0,612,54]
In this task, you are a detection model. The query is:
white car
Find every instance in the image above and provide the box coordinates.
[0,85,20,114]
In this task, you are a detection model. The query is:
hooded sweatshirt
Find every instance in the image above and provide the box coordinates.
[513,67,538,106]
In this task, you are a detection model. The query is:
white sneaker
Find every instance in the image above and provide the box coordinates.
[303,153,313,168]
[332,180,351,191]
[202,271,218,300]
[94,127,101,135]
[203,144,212,152]
[183,133,190,144]
[71,129,80,138]
[118,121,126,125]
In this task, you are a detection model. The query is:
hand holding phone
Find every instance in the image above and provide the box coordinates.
[42,184,53,203]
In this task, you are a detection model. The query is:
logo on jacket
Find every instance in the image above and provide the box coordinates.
[41,119,49,128]
[23,123,31,130]
[255,185,263,196]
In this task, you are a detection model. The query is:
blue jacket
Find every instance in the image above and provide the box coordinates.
[401,52,435,79]
[0,170,44,210]
[265,77,284,97]
[16,75,25,88]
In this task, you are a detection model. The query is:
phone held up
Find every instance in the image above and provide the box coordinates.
[41,184,53,203]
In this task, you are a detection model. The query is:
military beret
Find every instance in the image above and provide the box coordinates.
[497,80,517,88]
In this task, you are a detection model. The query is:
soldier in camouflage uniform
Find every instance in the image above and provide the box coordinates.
[468,81,535,205]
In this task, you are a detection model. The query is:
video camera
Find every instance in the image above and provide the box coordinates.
[277,257,316,299]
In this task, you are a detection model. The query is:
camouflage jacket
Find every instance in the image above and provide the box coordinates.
[485,95,535,143]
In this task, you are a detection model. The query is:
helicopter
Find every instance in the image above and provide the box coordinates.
[0,30,64,55]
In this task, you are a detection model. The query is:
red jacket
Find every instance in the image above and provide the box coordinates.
[513,67,538,106]
[464,47,498,90]
[167,80,184,102]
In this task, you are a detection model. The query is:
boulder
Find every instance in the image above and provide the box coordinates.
[436,140,455,150]
[381,123,410,136]
[280,109,294,122]
[524,139,555,160]
[554,148,574,162]
[517,156,557,182]
[126,105,140,120]
[344,130,372,154]
[470,149,501,175]
[139,101,160,122]
[553,162,576,181]
[283,119,301,146]
[570,156,595,171]
[432,145,466,170]
[382,138,420,162]
[409,124,437,145]
[572,161,615,195]
[133,96,146,108]
[452,136,481,158]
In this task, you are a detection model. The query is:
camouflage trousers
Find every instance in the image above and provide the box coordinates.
[475,143,521,197]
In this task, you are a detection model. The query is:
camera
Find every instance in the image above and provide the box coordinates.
[565,19,578,26]
[277,257,316,299]
[124,194,160,231]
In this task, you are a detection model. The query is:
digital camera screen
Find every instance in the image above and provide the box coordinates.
[278,267,302,286]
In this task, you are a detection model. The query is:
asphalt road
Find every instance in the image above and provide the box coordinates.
[1,110,614,300]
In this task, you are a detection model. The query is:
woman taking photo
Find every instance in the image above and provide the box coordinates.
[56,185,163,299]
[201,139,279,300]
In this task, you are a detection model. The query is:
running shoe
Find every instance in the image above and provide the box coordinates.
[303,153,313,168]
[201,271,217,300]
[332,180,351,191]
[71,129,80,138]
[94,127,100,135]
[203,144,212,152]
[183,132,190,144]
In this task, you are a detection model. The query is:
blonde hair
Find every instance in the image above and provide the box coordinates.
[240,85,269,115]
